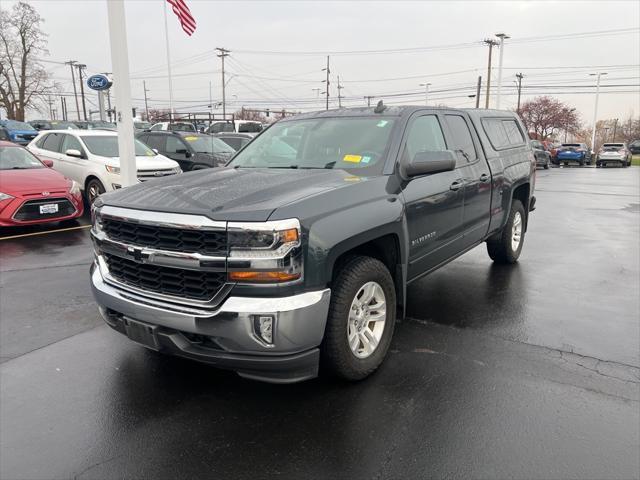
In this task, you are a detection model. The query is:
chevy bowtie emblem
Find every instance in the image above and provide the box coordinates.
[42,191,50,196]
[127,246,144,261]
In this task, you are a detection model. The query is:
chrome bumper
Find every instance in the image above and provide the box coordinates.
[91,262,331,382]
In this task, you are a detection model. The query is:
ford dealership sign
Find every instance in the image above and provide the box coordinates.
[87,74,112,91]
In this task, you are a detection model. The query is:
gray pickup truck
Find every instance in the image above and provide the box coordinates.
[90,104,536,383]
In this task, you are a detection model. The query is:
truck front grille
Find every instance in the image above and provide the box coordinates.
[102,217,227,255]
[104,253,226,302]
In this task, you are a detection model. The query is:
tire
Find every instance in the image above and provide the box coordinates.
[85,178,105,205]
[544,163,549,170]
[321,256,396,381]
[486,199,526,264]
[564,162,568,167]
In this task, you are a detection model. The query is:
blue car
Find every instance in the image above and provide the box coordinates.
[0,119,39,145]
[555,143,592,166]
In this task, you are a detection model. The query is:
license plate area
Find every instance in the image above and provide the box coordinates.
[123,317,160,350]
[39,203,59,214]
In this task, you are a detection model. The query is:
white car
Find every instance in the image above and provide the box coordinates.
[206,120,263,136]
[149,122,196,133]
[28,129,181,203]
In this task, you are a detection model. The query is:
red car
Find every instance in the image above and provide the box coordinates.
[0,140,84,226]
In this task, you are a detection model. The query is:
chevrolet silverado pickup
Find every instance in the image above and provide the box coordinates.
[90,104,536,383]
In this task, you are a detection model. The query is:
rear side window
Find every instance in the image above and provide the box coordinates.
[41,132,62,152]
[445,115,477,165]
[144,135,166,151]
[482,118,525,150]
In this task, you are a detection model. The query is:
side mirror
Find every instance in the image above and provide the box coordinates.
[152,148,159,154]
[41,159,54,168]
[405,150,456,178]
[65,149,83,158]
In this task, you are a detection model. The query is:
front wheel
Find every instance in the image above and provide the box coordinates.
[321,256,396,381]
[85,178,105,205]
[487,199,526,264]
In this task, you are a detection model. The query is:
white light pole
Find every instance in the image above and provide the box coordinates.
[589,72,607,155]
[106,0,137,187]
[495,33,510,109]
[419,82,431,105]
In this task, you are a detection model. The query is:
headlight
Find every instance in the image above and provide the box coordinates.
[69,180,81,195]
[91,204,103,234]
[0,192,14,202]
[227,219,302,284]
[105,165,120,174]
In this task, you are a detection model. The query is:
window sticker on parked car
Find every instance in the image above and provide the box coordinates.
[361,156,372,164]
[376,120,388,127]
[184,136,198,141]
[343,154,362,163]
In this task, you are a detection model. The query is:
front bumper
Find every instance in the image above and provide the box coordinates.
[0,193,84,227]
[91,262,331,383]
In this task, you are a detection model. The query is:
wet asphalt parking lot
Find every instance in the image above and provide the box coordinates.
[1,166,639,480]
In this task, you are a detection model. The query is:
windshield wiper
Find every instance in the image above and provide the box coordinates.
[270,165,299,169]
[323,161,336,169]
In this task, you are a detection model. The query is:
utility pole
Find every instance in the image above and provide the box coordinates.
[475,76,482,108]
[65,60,81,120]
[337,75,344,108]
[612,118,618,142]
[483,39,499,109]
[60,96,67,121]
[46,96,54,119]
[495,33,510,109]
[142,80,150,121]
[515,72,524,114]
[419,82,431,106]
[101,73,112,121]
[216,47,230,118]
[589,72,607,154]
[75,63,88,120]
[322,56,330,110]
[364,95,375,107]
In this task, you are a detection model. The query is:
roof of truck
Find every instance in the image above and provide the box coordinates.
[283,105,520,122]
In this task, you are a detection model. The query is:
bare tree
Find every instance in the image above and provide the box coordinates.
[0,1,55,121]
[518,96,581,141]
[234,108,268,123]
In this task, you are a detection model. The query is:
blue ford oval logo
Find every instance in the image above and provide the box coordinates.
[87,74,112,91]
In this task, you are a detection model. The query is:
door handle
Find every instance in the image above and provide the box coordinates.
[450,180,464,191]
[479,173,490,182]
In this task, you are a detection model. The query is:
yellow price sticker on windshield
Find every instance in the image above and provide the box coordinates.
[343,154,362,163]
[184,136,198,141]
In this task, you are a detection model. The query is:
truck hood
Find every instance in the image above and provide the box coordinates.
[100,167,367,221]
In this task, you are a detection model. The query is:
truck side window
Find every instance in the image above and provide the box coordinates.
[445,115,477,166]
[405,115,446,161]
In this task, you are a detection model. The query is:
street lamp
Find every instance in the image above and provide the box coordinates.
[495,33,510,109]
[419,82,431,105]
[589,72,607,154]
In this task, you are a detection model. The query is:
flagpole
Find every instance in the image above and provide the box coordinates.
[106,0,137,187]
[163,0,174,120]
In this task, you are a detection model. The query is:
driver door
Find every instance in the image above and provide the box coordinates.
[400,113,466,281]
[164,135,192,170]
[58,134,88,184]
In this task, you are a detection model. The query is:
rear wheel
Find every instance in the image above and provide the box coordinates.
[487,199,526,264]
[544,163,549,170]
[85,178,105,205]
[321,256,396,381]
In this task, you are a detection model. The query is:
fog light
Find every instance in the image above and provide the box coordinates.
[254,315,274,345]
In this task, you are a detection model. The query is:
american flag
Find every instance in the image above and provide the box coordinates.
[167,0,196,36]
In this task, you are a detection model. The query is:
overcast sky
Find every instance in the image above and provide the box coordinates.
[6,0,640,124]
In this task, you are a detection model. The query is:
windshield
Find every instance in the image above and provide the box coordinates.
[50,121,78,129]
[82,136,156,157]
[135,122,152,130]
[89,121,117,130]
[2,120,36,131]
[169,123,195,132]
[228,117,396,173]
[562,144,581,147]
[602,144,624,149]
[0,146,45,170]
[182,135,234,154]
